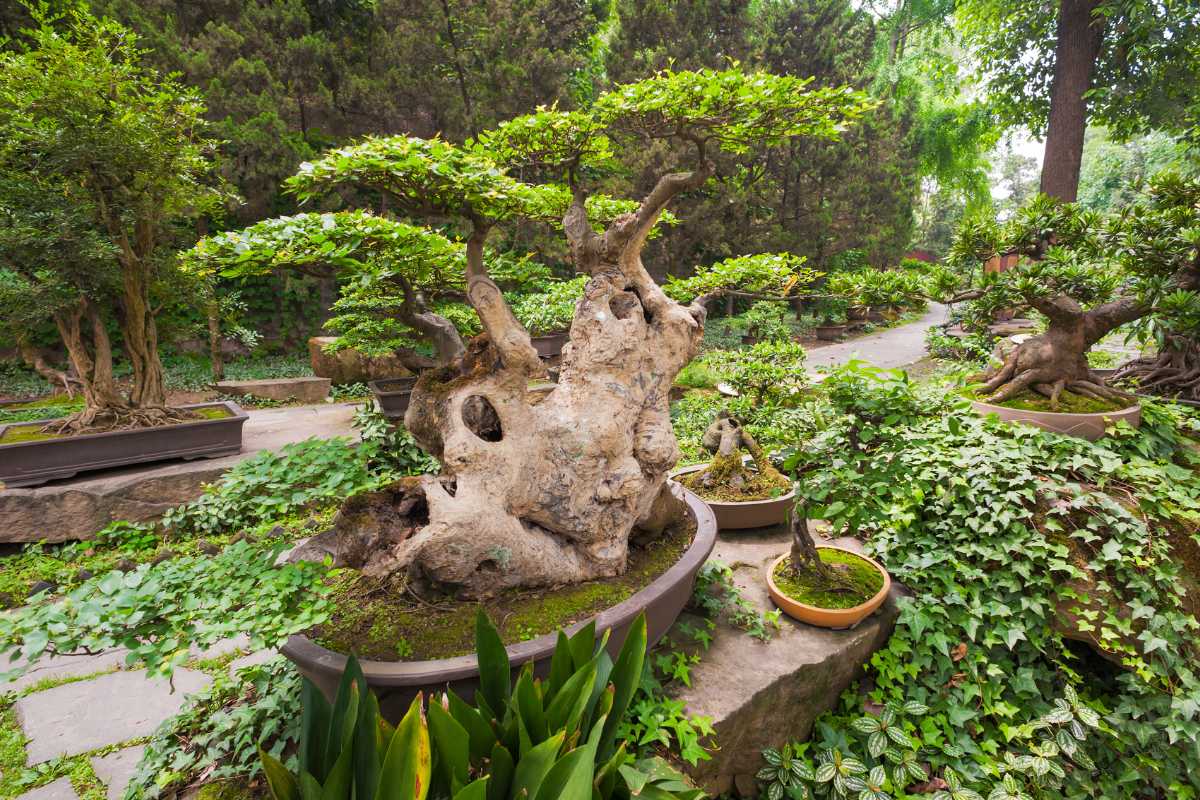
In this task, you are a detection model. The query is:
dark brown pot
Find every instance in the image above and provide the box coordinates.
[816,324,847,341]
[847,306,869,321]
[0,401,247,488]
[531,331,569,359]
[670,463,795,530]
[369,377,418,419]
[281,487,717,720]
[866,310,885,323]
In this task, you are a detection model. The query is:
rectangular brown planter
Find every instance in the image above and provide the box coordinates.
[369,377,418,419]
[0,402,247,488]
[531,331,568,359]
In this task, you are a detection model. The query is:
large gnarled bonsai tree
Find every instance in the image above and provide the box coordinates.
[186,68,871,598]
[947,173,1200,409]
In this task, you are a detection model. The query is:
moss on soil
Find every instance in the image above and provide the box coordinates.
[311,521,694,661]
[0,405,232,444]
[772,549,883,609]
[969,388,1127,414]
[679,452,792,502]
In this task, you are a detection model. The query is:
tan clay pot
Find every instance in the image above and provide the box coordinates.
[670,463,795,530]
[766,548,891,629]
[969,399,1141,442]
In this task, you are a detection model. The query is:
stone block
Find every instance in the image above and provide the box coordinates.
[0,648,130,694]
[91,745,145,800]
[228,650,277,676]
[675,528,899,796]
[309,337,413,385]
[16,778,78,800]
[14,668,210,763]
[215,377,330,403]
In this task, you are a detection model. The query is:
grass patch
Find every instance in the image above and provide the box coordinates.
[311,520,695,661]
[771,549,883,609]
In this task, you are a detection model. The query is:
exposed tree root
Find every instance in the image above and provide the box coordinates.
[1112,336,1200,402]
[42,405,201,436]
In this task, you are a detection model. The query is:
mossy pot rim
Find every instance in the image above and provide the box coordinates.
[765,547,891,628]
[670,461,795,530]
[281,486,717,698]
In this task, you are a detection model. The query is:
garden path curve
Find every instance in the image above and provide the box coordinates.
[805,302,948,370]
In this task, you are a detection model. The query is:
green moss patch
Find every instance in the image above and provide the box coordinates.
[194,405,235,420]
[968,388,1128,414]
[0,423,59,444]
[311,522,694,661]
[679,454,792,502]
[772,549,883,609]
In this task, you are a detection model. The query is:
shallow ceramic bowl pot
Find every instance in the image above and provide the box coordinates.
[766,547,891,629]
[969,398,1141,442]
[670,463,794,530]
[369,377,418,419]
[281,487,717,721]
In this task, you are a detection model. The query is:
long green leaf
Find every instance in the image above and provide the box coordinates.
[598,614,647,761]
[545,662,596,735]
[567,621,597,671]
[299,772,325,800]
[452,776,490,800]
[354,689,382,800]
[486,743,514,800]
[259,747,300,800]
[545,632,573,704]
[429,699,470,793]
[321,745,355,800]
[377,694,431,800]
[447,690,496,763]
[299,678,332,780]
[476,610,511,715]
[531,741,598,800]
[507,731,565,800]
[514,668,548,743]
[325,656,367,781]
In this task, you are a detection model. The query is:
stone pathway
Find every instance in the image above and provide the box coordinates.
[806,302,948,370]
[2,637,275,800]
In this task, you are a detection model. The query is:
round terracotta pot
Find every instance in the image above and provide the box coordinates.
[671,463,795,530]
[815,324,847,342]
[281,488,717,720]
[531,331,569,359]
[969,399,1141,442]
[766,549,891,629]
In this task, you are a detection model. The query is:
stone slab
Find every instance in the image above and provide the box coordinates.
[14,668,211,763]
[0,403,360,543]
[675,527,899,796]
[215,377,330,403]
[16,778,78,800]
[228,649,277,676]
[189,634,251,661]
[309,336,414,384]
[91,745,145,800]
[0,648,131,694]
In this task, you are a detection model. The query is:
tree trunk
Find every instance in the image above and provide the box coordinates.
[207,298,225,383]
[15,334,78,396]
[120,267,168,407]
[1039,0,1105,201]
[52,297,125,416]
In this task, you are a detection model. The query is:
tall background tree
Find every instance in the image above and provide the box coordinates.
[958,0,1200,201]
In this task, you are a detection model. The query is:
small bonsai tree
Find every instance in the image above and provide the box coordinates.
[0,12,223,431]
[185,68,871,597]
[946,173,1200,409]
[681,410,791,502]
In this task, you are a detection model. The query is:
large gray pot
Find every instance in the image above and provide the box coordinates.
[281,487,717,719]
[368,377,418,419]
[0,401,246,488]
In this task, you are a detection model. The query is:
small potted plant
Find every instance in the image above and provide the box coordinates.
[511,277,586,359]
[765,502,891,628]
[740,301,794,345]
[815,297,849,341]
[673,411,796,529]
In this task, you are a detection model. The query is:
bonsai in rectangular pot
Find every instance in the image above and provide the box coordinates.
[0,401,248,488]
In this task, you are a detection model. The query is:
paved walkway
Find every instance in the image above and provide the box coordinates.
[806,302,948,370]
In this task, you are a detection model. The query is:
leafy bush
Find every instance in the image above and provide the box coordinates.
[707,341,808,407]
[664,253,819,303]
[510,276,587,335]
[779,365,1200,797]
[128,656,302,799]
[741,301,795,342]
[924,327,992,363]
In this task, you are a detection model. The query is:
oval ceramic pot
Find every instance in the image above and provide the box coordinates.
[815,324,847,342]
[766,549,891,629]
[671,463,795,530]
[531,331,569,359]
[369,377,417,419]
[969,399,1141,442]
[281,487,717,720]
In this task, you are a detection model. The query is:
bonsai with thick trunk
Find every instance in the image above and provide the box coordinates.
[948,175,1200,409]
[0,13,223,432]
[188,68,871,598]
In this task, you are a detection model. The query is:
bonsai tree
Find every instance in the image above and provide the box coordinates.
[186,67,871,598]
[946,173,1200,409]
[0,11,223,431]
[680,410,792,502]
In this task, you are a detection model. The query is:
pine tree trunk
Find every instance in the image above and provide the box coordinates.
[1039,0,1105,201]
